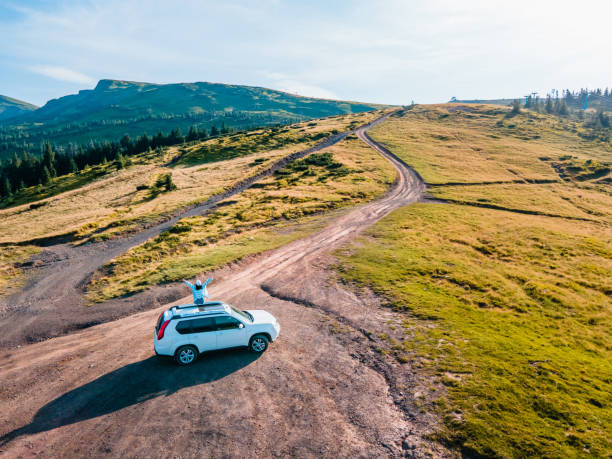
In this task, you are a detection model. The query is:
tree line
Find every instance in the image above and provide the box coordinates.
[520,87,612,113]
[0,110,301,160]
[510,87,612,130]
[0,124,230,199]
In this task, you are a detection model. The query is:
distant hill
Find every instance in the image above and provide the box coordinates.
[451,98,513,106]
[0,95,38,121]
[0,80,384,159]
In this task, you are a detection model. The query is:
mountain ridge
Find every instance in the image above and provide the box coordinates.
[0,79,386,159]
[0,95,38,121]
[12,79,384,126]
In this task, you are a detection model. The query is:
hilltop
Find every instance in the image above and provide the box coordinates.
[0,95,38,121]
[18,79,379,125]
[0,80,384,160]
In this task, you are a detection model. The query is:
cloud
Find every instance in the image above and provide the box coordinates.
[3,0,612,105]
[261,72,337,99]
[276,81,338,100]
[29,65,95,85]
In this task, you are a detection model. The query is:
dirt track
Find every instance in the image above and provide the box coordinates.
[0,117,448,457]
[0,125,359,348]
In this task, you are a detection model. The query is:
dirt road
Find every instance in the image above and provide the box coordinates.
[0,122,367,348]
[0,116,446,457]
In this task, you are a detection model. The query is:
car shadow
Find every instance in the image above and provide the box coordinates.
[0,349,260,446]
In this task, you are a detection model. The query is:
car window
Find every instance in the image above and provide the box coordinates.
[215,316,242,330]
[191,317,216,333]
[175,320,192,335]
[176,317,215,334]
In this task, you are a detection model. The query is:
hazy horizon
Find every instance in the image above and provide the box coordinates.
[2,0,612,107]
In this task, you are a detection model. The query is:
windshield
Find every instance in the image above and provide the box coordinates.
[231,306,253,322]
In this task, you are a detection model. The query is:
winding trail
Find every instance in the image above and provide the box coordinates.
[0,113,440,458]
[0,114,405,348]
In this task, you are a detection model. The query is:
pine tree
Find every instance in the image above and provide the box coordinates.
[116,154,126,169]
[163,173,177,191]
[42,166,52,185]
[69,158,79,174]
[545,96,554,114]
[210,125,219,136]
[120,134,133,154]
[187,126,202,142]
[42,142,57,178]
[1,176,12,198]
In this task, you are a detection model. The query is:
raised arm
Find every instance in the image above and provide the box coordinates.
[183,280,194,288]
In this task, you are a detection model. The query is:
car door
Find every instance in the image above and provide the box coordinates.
[214,316,247,349]
[178,317,217,352]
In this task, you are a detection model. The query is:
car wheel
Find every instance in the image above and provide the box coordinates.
[249,334,269,353]
[175,345,198,365]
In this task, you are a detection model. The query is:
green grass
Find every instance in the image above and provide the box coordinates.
[552,157,610,182]
[335,104,612,457]
[336,204,611,457]
[173,110,380,166]
[177,127,331,166]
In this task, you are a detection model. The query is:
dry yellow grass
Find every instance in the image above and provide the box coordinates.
[0,111,386,244]
[431,182,612,222]
[0,150,284,243]
[336,104,612,457]
[370,104,611,184]
[87,135,397,301]
[0,245,40,296]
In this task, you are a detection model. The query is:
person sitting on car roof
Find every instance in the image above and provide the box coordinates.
[183,277,212,305]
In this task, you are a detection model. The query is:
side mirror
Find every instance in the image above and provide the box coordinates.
[239,323,245,329]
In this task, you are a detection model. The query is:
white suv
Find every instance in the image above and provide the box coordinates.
[154,301,280,365]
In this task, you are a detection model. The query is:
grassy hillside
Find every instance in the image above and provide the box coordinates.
[0,95,37,121]
[86,135,396,302]
[0,111,380,244]
[0,110,386,297]
[0,79,384,160]
[336,104,611,457]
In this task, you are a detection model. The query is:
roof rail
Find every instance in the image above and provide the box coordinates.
[170,302,229,319]
[172,301,223,310]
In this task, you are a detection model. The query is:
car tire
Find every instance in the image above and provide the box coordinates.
[249,334,269,353]
[175,345,198,366]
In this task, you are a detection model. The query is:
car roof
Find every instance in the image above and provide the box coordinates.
[168,301,231,319]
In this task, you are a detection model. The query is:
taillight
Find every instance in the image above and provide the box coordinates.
[157,320,170,340]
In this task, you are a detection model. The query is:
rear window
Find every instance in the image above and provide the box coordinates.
[155,311,167,332]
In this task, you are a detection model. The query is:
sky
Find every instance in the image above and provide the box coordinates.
[1,0,612,107]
